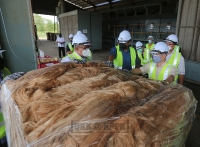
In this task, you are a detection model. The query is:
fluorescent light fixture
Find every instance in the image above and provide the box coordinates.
[65,0,82,8]
[166,25,171,30]
[112,0,121,2]
[150,23,154,30]
[96,2,109,6]
[83,6,93,9]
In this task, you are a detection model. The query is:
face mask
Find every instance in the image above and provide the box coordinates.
[119,43,127,50]
[148,40,152,43]
[82,49,91,57]
[137,48,143,53]
[152,55,162,63]
[168,46,172,50]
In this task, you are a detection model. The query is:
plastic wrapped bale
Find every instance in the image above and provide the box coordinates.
[0,62,197,147]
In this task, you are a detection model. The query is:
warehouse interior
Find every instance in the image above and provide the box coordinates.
[0,0,200,146]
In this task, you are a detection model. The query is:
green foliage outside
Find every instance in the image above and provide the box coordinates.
[34,14,59,39]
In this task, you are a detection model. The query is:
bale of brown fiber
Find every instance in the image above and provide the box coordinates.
[0,62,197,147]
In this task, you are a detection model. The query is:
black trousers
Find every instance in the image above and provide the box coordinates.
[58,47,65,58]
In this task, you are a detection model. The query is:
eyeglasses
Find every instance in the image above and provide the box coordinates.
[151,50,167,56]
[78,45,91,50]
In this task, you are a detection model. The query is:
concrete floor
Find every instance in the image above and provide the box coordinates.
[38,39,200,147]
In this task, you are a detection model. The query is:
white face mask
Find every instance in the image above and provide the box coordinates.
[168,46,172,50]
[82,49,91,57]
[148,40,152,43]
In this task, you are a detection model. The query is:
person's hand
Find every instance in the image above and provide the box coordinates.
[142,73,148,78]
[104,61,113,67]
[73,59,86,64]
[160,80,170,85]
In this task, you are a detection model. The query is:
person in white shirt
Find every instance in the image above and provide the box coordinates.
[56,33,65,58]
[61,32,92,63]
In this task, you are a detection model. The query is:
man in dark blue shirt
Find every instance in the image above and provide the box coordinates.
[108,30,141,70]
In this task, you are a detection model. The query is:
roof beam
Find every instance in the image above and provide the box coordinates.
[82,0,96,11]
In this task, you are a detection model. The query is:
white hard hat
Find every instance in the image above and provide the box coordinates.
[148,36,154,40]
[152,42,169,53]
[164,34,178,44]
[118,30,131,43]
[69,34,73,38]
[72,33,91,45]
[136,41,143,49]
[76,31,82,35]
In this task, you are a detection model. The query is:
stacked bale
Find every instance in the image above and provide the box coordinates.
[0,62,197,147]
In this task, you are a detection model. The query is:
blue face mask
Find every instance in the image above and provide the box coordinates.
[137,49,143,52]
[153,55,162,63]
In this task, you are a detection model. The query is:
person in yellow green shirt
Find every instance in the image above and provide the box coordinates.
[135,41,145,66]
[131,42,177,84]
[66,34,74,54]
[146,35,155,50]
[143,36,155,64]
[61,32,92,63]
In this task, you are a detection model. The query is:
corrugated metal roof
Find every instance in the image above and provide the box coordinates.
[31,0,178,15]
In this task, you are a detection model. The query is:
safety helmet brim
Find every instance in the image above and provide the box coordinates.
[72,33,91,46]
[118,30,131,43]
[148,36,154,40]
[163,39,177,45]
[152,42,169,53]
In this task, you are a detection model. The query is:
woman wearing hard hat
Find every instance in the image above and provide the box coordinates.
[131,42,177,84]
[164,34,185,84]
[107,30,140,70]
[61,31,92,63]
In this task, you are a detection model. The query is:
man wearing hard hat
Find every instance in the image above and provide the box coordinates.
[61,32,92,62]
[107,30,140,70]
[66,34,74,54]
[143,36,155,64]
[131,42,177,84]
[164,34,185,84]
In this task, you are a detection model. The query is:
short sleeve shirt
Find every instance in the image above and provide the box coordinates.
[56,37,65,47]
[140,61,177,79]
[166,50,185,75]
